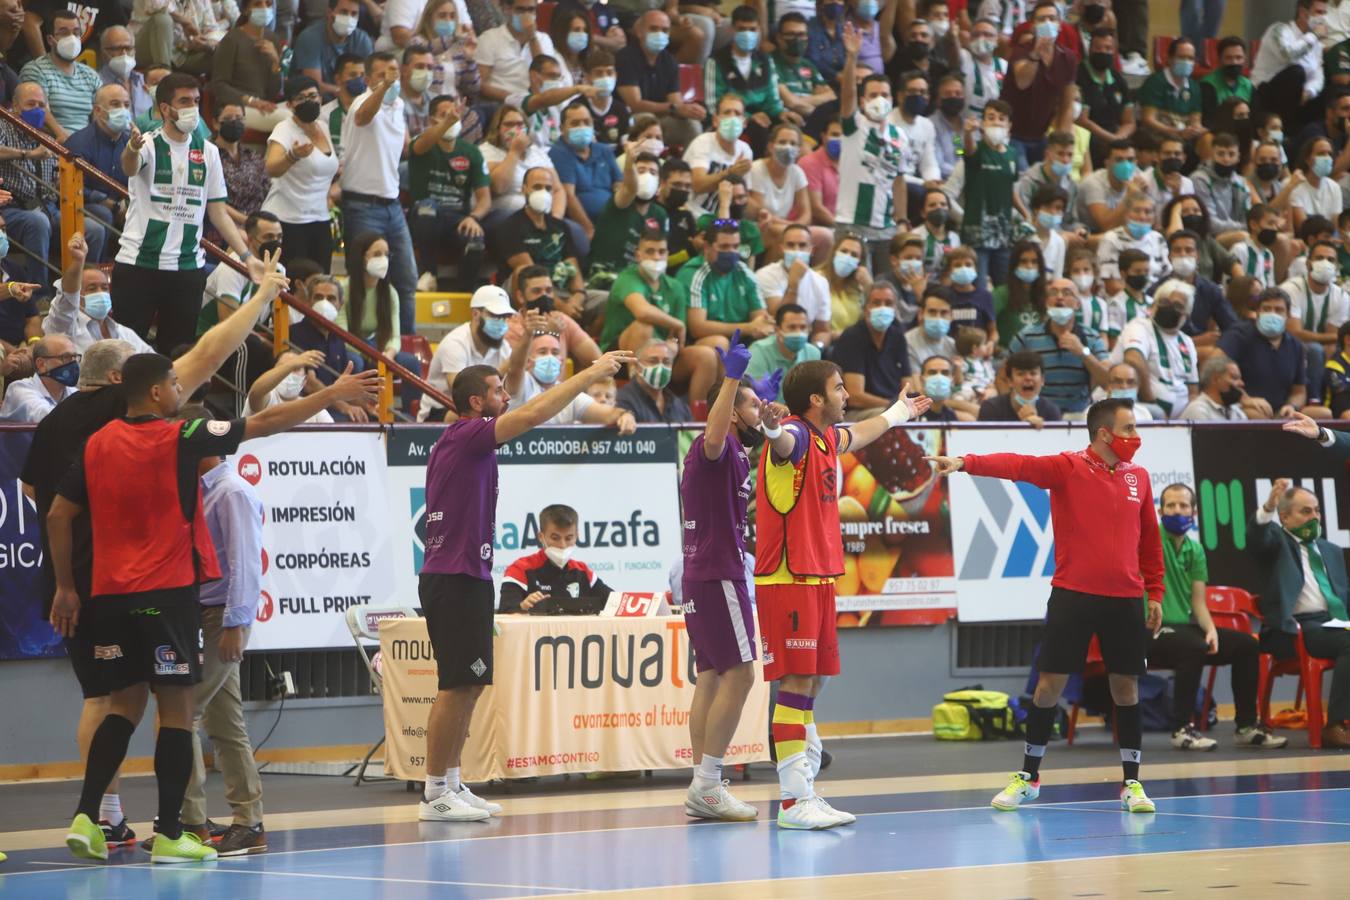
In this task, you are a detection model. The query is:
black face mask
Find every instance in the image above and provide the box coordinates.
[908,42,931,60]
[729,201,747,220]
[1223,63,1244,81]
[1154,304,1184,329]
[1256,162,1281,181]
[664,188,689,209]
[1083,4,1106,25]
[902,94,927,117]
[1181,213,1206,234]
[295,99,322,123]
[218,118,245,142]
[258,239,282,259]
[1125,273,1150,292]
[527,293,554,313]
[737,422,766,448]
[1258,227,1278,247]
[926,208,949,229]
[1089,51,1113,72]
[1219,385,1243,406]
[1160,157,1184,175]
[939,96,965,118]
[785,37,806,57]
[1214,161,1237,178]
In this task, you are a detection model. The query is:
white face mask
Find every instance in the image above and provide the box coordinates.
[1072,273,1095,293]
[544,545,575,567]
[175,105,200,133]
[863,96,891,121]
[635,171,659,200]
[366,255,389,280]
[409,69,433,93]
[984,125,1009,147]
[931,18,950,38]
[1170,255,1197,278]
[108,54,136,78]
[443,117,462,140]
[55,34,81,61]
[639,257,667,278]
[314,298,339,321]
[332,12,358,35]
[278,370,306,400]
[527,187,552,214]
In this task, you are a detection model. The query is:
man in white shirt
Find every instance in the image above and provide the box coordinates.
[960,17,1006,116]
[1280,240,1349,403]
[42,233,151,355]
[1096,192,1170,291]
[0,334,78,422]
[754,223,830,338]
[683,93,753,217]
[1110,279,1200,417]
[503,330,636,430]
[888,69,941,222]
[1252,0,1329,131]
[419,285,515,422]
[475,0,569,102]
[340,50,419,338]
[1179,354,1253,421]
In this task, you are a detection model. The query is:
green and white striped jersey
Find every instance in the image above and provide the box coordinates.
[835,110,907,231]
[116,129,229,272]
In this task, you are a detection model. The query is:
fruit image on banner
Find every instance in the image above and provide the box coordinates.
[835,426,955,626]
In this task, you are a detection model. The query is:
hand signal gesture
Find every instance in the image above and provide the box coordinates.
[715,328,751,380]
[924,454,963,476]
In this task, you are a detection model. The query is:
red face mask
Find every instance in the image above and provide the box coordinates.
[1107,431,1141,463]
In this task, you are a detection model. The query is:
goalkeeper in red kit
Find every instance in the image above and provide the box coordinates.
[927,398,1165,813]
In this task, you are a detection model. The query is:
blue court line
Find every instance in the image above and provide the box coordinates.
[5,781,1350,899]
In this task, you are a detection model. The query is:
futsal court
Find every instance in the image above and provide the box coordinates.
[2,731,1346,899]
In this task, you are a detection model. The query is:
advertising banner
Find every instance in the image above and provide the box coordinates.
[380,615,771,782]
[949,424,1195,622]
[229,430,396,651]
[386,425,683,607]
[1190,427,1350,593]
[0,430,59,661]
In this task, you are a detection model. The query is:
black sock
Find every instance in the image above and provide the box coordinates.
[76,714,136,821]
[1022,705,1057,780]
[154,728,194,841]
[1116,703,1142,783]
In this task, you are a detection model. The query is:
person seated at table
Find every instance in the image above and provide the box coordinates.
[500,504,614,613]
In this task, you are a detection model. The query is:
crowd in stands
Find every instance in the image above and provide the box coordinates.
[7,0,1350,428]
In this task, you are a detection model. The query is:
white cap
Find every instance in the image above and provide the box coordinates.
[470,285,513,316]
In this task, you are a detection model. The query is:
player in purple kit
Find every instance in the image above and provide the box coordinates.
[416,338,635,823]
[679,334,784,822]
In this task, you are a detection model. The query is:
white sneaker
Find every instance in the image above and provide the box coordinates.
[419,789,491,822]
[1171,726,1218,751]
[1120,779,1156,813]
[1234,725,1288,748]
[685,781,757,821]
[456,786,503,816]
[417,271,438,292]
[990,771,1040,811]
[1121,53,1151,76]
[813,796,855,825]
[776,796,843,830]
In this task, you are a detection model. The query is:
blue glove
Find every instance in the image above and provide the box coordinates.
[716,328,752,381]
[749,368,784,402]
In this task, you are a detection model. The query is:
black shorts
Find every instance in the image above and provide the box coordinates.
[419,573,495,689]
[65,619,109,700]
[84,588,203,692]
[1037,588,1148,677]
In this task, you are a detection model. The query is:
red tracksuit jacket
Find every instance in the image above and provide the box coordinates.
[962,448,1164,602]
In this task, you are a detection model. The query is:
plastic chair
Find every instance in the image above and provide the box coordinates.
[1295,625,1337,749]
[1198,585,1271,731]
[401,333,433,378]
[538,0,555,32]
[1153,36,1174,72]
[1065,636,1109,745]
[679,63,704,103]
[346,606,420,785]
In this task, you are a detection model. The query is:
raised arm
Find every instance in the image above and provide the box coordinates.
[173,252,284,396]
[494,350,636,443]
[704,332,751,459]
[842,386,931,453]
[243,364,382,440]
[838,21,861,119]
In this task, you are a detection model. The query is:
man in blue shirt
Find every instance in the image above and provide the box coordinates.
[1217,287,1310,417]
[97,27,153,119]
[548,101,622,242]
[833,282,911,414]
[178,403,268,857]
[65,83,131,258]
[807,0,847,86]
[1009,277,1110,414]
[293,0,375,98]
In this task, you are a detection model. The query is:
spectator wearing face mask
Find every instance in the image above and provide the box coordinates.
[961,16,1006,117]
[409,95,491,291]
[1009,277,1111,416]
[99,27,152,120]
[905,289,956,373]
[292,0,375,97]
[679,220,773,348]
[506,329,639,430]
[756,223,831,339]
[1160,229,1236,352]
[976,350,1061,428]
[18,10,102,139]
[799,119,841,228]
[615,337,692,424]
[496,166,588,311]
[1098,361,1154,421]
[832,281,911,414]
[0,334,79,423]
[1280,241,1348,403]
[705,6,802,156]
[774,13,837,126]
[875,232,925,324]
[292,274,355,396]
[1110,279,1200,418]
[745,303,821,400]
[1014,131,1078,230]
[588,151,668,288]
[1096,192,1168,295]
[500,503,615,613]
[940,246,998,344]
[749,123,826,257]
[262,77,341,274]
[927,74,968,181]
[43,233,151,355]
[683,93,754,218]
[1218,287,1322,417]
[1178,354,1251,421]
[915,354,967,422]
[1001,2,1077,170]
[247,350,334,423]
[1075,27,1135,168]
[911,189,959,277]
[421,285,515,422]
[210,0,288,133]
[959,100,1018,287]
[835,25,907,243]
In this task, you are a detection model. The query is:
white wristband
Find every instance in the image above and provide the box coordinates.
[880,398,912,428]
[760,421,783,439]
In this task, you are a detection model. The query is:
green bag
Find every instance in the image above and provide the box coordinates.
[932,688,1021,741]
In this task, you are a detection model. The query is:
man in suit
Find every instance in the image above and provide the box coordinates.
[1249,474,1350,748]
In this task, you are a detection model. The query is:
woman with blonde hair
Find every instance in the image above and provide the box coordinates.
[410,0,483,139]
[822,231,871,338]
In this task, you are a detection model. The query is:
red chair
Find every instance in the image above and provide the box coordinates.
[537,0,555,33]
[679,63,704,104]
[1198,586,1271,730]
[401,334,432,378]
[1066,636,1109,746]
[1153,36,1174,72]
[1295,625,1337,748]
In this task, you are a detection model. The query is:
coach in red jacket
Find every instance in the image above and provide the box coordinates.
[927,397,1165,814]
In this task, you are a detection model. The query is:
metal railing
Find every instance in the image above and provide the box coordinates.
[0,106,452,421]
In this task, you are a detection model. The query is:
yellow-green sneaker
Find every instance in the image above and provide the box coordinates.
[66,813,108,861]
[1120,779,1156,813]
[0,850,8,863]
[150,830,218,864]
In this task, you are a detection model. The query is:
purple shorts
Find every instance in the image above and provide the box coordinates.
[681,578,757,674]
